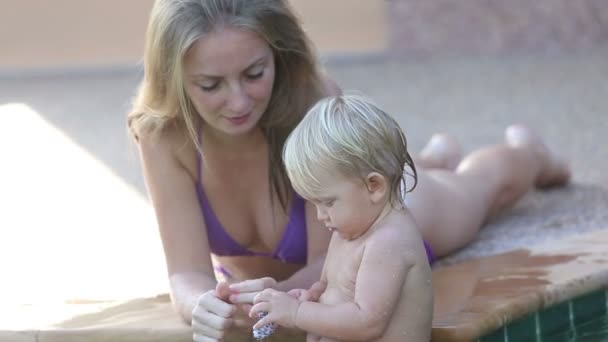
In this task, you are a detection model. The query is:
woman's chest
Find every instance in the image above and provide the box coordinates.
[200,158,291,251]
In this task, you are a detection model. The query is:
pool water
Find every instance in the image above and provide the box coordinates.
[478,289,608,341]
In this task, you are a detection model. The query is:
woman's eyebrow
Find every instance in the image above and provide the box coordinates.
[190,73,220,80]
[190,56,267,79]
[244,56,267,70]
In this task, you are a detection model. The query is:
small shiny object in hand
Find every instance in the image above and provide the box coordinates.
[253,311,276,340]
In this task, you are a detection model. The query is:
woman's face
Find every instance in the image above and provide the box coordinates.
[183,26,275,137]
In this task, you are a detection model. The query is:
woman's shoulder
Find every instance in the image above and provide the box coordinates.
[138,123,198,178]
[138,122,188,152]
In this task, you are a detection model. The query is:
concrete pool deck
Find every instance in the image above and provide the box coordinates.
[2,229,607,341]
[433,228,608,341]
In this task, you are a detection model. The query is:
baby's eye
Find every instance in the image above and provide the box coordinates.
[324,200,335,207]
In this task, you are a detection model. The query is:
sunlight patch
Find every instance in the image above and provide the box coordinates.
[0,103,168,307]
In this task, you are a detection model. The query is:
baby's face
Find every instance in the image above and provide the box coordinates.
[309,174,384,240]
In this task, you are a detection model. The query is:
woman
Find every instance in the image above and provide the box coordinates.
[128,0,570,340]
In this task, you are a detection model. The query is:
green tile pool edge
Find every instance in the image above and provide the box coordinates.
[477,288,608,342]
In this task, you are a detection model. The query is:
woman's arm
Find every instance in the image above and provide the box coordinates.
[138,130,217,322]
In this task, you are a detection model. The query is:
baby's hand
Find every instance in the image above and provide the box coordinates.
[288,281,327,302]
[250,289,301,330]
[287,288,311,301]
[307,281,326,302]
[228,277,277,305]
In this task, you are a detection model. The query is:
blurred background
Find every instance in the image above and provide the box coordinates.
[1,0,607,307]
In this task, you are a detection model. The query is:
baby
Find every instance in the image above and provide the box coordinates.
[250,95,433,341]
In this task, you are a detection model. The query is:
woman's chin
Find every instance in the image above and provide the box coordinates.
[223,124,258,137]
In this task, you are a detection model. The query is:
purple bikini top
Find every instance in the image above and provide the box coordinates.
[195,153,308,265]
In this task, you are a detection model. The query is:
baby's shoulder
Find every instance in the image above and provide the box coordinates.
[375,211,418,241]
[366,213,424,257]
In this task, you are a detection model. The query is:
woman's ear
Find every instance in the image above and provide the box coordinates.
[365,172,388,204]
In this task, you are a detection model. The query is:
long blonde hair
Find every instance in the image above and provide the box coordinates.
[128,0,325,208]
[283,95,418,205]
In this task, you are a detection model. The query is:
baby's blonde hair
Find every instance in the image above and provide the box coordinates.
[283,94,417,205]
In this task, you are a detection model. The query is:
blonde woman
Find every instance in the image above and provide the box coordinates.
[129,0,570,340]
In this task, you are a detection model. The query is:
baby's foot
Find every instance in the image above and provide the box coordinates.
[505,124,571,188]
[418,133,463,170]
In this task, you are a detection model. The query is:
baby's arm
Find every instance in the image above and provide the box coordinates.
[253,231,416,341]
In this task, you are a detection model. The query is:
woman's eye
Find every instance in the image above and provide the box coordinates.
[199,83,219,92]
[246,70,264,80]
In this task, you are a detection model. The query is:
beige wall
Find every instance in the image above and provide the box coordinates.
[0,1,154,70]
[290,0,387,55]
[0,1,387,72]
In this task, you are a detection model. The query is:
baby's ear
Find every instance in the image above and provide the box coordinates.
[365,172,388,203]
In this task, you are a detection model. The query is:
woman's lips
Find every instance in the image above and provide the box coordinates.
[226,113,251,125]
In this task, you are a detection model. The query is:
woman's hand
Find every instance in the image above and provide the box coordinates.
[227,277,277,305]
[191,282,237,341]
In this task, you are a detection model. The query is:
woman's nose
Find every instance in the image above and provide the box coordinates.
[226,83,251,114]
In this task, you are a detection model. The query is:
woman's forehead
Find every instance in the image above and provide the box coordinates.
[184,26,272,77]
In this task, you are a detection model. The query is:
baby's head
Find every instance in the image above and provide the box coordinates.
[283,94,417,207]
